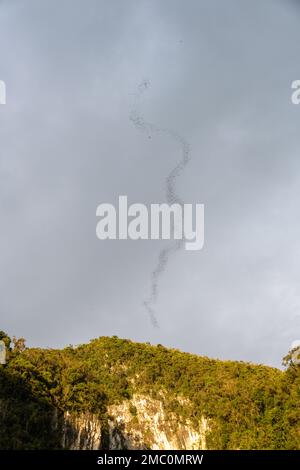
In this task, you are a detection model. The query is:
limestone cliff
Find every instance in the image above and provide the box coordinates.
[61,394,209,450]
[1,336,298,450]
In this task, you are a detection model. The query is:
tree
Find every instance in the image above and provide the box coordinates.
[12,336,26,353]
[0,331,11,350]
[282,346,300,368]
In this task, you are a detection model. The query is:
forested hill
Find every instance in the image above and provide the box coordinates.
[0,333,299,450]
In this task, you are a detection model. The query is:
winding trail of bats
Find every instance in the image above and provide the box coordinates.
[130,80,191,327]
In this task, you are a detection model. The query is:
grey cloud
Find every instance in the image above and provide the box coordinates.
[0,0,299,366]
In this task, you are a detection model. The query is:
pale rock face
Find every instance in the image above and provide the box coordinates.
[62,412,102,450]
[61,394,209,450]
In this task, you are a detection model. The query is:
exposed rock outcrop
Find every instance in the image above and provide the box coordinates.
[61,394,209,450]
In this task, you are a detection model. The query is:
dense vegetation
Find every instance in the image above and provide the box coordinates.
[0,332,299,449]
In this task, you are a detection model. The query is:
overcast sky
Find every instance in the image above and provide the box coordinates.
[0,0,300,367]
